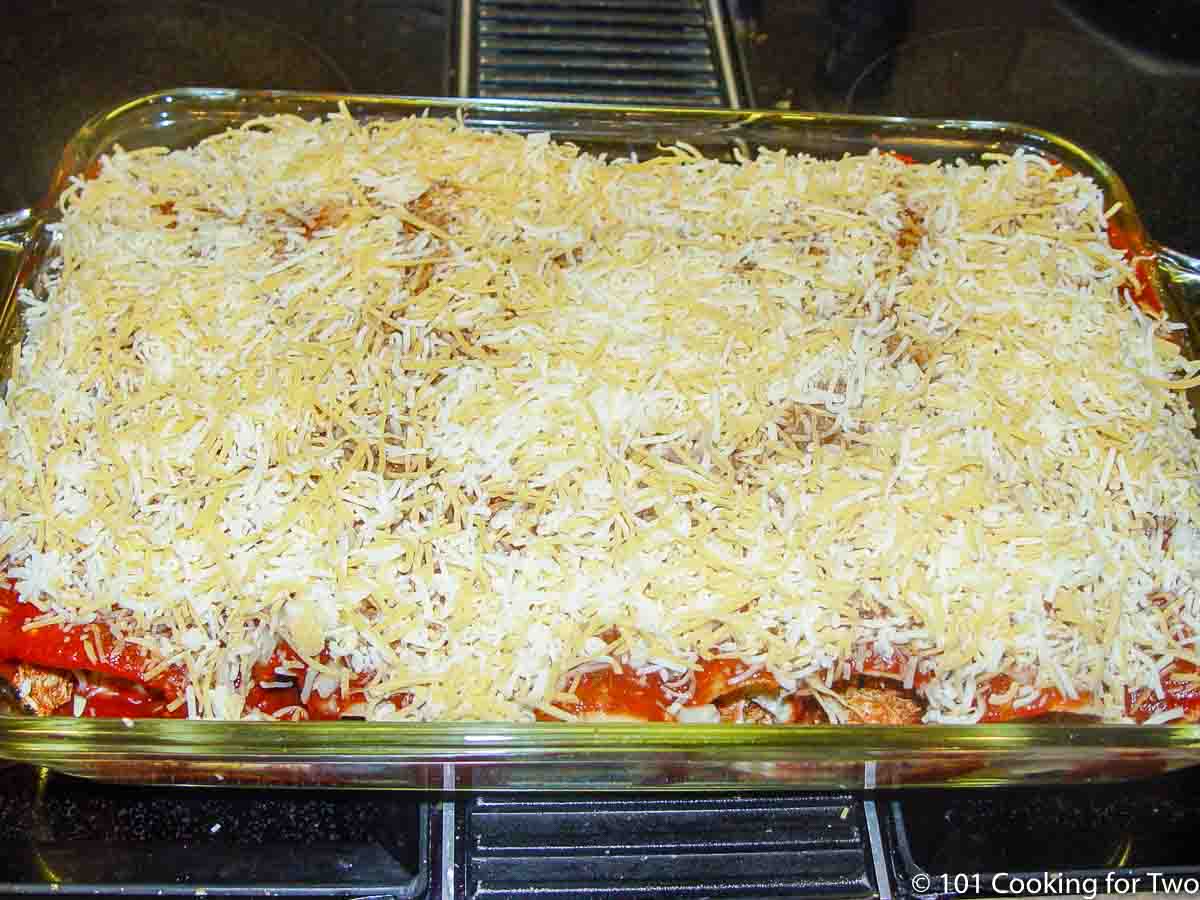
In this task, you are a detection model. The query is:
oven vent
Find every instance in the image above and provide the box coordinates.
[456,0,748,107]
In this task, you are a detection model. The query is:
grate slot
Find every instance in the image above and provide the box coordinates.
[471,89,723,105]
[459,0,747,107]
[480,71,720,89]
[480,8,708,27]
[484,0,705,9]
[478,22,711,41]
[478,38,712,57]
[479,52,716,73]
[464,793,874,899]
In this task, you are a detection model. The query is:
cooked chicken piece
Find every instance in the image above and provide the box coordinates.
[406,181,461,233]
[715,697,774,724]
[841,685,923,725]
[897,206,925,261]
[11,663,75,716]
[883,332,933,370]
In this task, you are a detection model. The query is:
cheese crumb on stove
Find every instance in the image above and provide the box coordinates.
[1,111,1198,723]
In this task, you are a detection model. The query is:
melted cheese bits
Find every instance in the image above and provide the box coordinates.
[1,110,1198,723]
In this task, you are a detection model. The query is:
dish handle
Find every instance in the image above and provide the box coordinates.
[1,207,35,289]
[1157,243,1200,321]
[0,208,33,246]
[1,205,35,286]
[0,208,37,370]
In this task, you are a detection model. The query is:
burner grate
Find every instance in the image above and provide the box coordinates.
[462,793,875,898]
[455,0,749,107]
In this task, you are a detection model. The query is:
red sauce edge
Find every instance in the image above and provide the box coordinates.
[0,589,184,702]
[549,647,934,723]
[1126,661,1200,723]
[1107,219,1163,317]
[3,584,1190,724]
[0,587,405,720]
[978,674,1093,723]
[547,666,673,722]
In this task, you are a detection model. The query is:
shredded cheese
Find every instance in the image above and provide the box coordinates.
[1,112,1198,724]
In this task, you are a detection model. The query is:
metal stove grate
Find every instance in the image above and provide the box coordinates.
[455,0,748,107]
[461,793,876,898]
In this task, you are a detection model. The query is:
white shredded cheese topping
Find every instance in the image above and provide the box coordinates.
[2,110,1199,723]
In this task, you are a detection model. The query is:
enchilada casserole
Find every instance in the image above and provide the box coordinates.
[0,108,1197,726]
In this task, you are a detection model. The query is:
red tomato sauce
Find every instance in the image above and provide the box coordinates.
[787,694,829,724]
[1126,660,1200,723]
[851,647,933,691]
[245,683,302,717]
[1106,219,1163,317]
[551,653,932,724]
[978,674,1093,723]
[242,642,404,720]
[547,666,673,722]
[0,589,185,701]
[690,658,780,706]
[79,680,185,719]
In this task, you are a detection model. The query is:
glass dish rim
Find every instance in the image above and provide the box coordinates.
[47,87,1144,210]
[1,86,1196,762]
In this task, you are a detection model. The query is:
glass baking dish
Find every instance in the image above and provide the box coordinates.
[2,88,1199,791]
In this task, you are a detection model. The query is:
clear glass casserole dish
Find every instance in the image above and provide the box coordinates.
[1,88,1199,790]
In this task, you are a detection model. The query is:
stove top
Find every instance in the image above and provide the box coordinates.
[3,0,1198,251]
[5,762,1200,898]
[3,1,1200,897]
[0,765,428,894]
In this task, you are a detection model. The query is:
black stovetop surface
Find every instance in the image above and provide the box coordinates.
[0,764,430,895]
[3,1,1200,897]
[898,765,1200,873]
[5,761,1200,898]
[4,0,1199,253]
